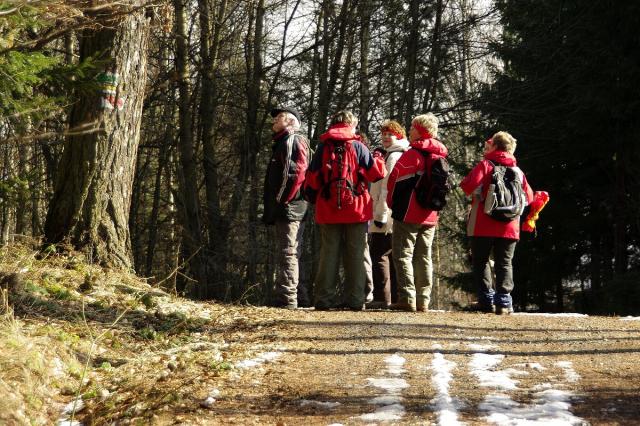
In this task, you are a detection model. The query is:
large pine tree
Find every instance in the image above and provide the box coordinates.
[482,0,640,313]
[44,4,152,269]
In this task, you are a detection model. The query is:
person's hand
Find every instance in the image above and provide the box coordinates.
[374,220,385,228]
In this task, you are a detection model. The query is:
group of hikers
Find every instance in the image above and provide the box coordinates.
[263,106,547,315]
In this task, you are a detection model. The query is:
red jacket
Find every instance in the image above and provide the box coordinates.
[305,123,386,224]
[386,138,448,225]
[460,150,534,240]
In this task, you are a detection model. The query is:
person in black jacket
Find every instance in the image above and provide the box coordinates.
[263,106,310,309]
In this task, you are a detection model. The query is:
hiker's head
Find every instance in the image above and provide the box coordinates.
[409,113,438,141]
[380,120,406,148]
[330,110,358,129]
[490,131,517,154]
[271,107,301,133]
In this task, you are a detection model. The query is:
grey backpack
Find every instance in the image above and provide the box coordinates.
[483,161,526,222]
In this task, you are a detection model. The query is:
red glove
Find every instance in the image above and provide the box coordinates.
[522,191,550,233]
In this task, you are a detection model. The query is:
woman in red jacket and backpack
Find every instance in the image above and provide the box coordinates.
[460,131,533,314]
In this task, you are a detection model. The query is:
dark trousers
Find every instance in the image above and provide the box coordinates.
[471,236,517,308]
[369,232,397,305]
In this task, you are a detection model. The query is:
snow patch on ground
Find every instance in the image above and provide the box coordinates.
[471,349,586,425]
[430,352,464,426]
[57,399,84,426]
[57,421,82,426]
[470,354,519,390]
[385,353,407,375]
[514,313,588,318]
[480,388,586,425]
[621,316,640,321]
[468,343,497,352]
[555,361,580,383]
[234,351,282,369]
[201,388,220,408]
[514,362,546,371]
[300,399,341,409]
[361,353,408,423]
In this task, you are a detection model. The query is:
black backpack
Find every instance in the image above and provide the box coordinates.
[414,151,451,211]
[483,161,526,222]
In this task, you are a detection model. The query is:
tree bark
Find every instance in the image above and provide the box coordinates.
[44,4,151,268]
[422,0,445,111]
[401,0,420,129]
[173,0,209,298]
[358,0,371,133]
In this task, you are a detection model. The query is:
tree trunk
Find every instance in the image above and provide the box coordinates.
[200,0,227,253]
[243,0,265,291]
[15,143,29,236]
[173,0,209,298]
[401,0,420,129]
[313,0,333,141]
[44,5,151,268]
[358,0,371,133]
[613,148,628,275]
[422,0,445,111]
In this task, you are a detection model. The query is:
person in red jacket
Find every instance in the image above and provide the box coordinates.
[304,111,386,310]
[386,113,448,312]
[460,131,534,314]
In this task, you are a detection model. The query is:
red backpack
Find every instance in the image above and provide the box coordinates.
[320,141,366,209]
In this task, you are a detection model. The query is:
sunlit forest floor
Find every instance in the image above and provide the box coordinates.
[1,242,639,425]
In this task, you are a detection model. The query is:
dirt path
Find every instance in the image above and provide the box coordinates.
[161,309,640,425]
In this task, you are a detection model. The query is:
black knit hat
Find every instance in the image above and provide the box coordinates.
[270,106,302,124]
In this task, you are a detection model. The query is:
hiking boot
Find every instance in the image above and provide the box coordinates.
[336,302,365,311]
[416,304,429,313]
[465,302,496,314]
[389,302,416,312]
[314,303,332,311]
[271,301,298,310]
[365,301,389,310]
[495,305,514,315]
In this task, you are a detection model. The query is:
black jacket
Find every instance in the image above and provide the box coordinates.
[262,130,310,224]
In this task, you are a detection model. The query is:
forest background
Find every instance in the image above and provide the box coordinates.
[1,0,639,315]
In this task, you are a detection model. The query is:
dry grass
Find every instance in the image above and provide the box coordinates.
[0,241,278,424]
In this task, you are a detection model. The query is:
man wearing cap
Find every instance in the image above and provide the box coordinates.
[263,106,310,309]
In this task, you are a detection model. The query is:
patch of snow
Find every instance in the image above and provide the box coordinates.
[62,399,85,415]
[471,355,585,425]
[235,351,282,369]
[513,313,588,318]
[201,396,216,408]
[369,395,403,405]
[480,388,586,425]
[468,343,497,352]
[300,399,341,409]
[514,362,546,371]
[555,361,580,383]
[360,403,406,422]
[621,316,640,321]
[361,353,408,423]
[51,357,65,378]
[57,421,82,426]
[470,354,519,390]
[58,399,85,426]
[430,352,464,426]
[385,354,406,375]
[366,377,409,393]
